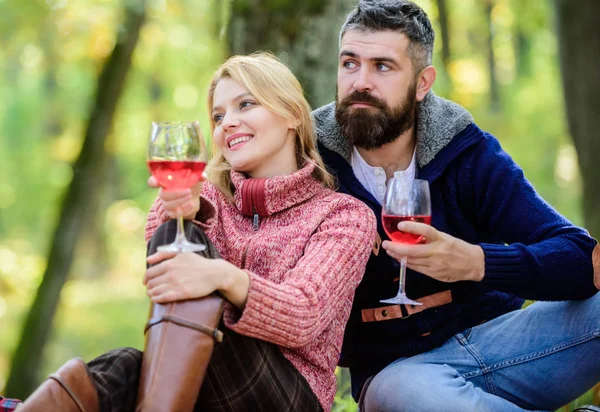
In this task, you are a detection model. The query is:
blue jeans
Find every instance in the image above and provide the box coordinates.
[362,292,600,412]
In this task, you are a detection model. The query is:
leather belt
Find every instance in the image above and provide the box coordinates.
[361,290,452,322]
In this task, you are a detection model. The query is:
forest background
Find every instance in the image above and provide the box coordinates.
[0,0,598,410]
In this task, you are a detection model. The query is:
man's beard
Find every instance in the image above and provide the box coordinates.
[335,83,417,150]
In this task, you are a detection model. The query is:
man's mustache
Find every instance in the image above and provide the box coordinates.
[340,91,386,110]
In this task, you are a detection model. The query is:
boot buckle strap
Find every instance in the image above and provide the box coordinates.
[47,374,87,412]
[144,315,224,343]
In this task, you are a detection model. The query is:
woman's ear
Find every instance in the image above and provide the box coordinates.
[288,119,300,131]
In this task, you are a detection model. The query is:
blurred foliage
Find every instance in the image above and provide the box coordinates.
[0,0,595,409]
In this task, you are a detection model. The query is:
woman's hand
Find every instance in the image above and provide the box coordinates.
[144,251,250,308]
[381,221,485,283]
[144,251,222,303]
[148,176,203,220]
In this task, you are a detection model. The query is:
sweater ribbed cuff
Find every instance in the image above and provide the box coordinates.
[480,243,525,284]
[191,195,217,230]
[223,270,302,344]
[224,271,273,328]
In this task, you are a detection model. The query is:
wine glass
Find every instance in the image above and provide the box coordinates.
[147,121,208,252]
[381,177,431,305]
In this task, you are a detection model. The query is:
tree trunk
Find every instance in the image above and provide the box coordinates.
[484,0,500,111]
[511,0,533,80]
[434,0,452,94]
[436,0,451,67]
[5,1,147,398]
[555,0,600,239]
[228,0,355,108]
[514,28,531,79]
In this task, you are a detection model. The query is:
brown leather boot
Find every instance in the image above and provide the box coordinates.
[135,294,224,412]
[18,358,99,412]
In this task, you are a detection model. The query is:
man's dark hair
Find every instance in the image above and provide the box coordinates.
[340,0,435,73]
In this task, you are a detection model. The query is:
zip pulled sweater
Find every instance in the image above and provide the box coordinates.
[145,162,377,411]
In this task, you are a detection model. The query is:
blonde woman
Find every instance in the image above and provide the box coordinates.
[19,53,376,412]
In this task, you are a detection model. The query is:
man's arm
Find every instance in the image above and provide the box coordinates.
[385,133,597,301]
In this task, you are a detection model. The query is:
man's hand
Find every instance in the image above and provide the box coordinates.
[148,176,203,220]
[382,221,485,283]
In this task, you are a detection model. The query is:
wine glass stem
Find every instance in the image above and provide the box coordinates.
[174,216,187,248]
[397,256,408,298]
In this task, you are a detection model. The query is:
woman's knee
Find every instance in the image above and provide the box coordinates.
[87,347,143,373]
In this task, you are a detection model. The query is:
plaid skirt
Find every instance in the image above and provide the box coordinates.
[0,397,22,411]
[87,220,322,412]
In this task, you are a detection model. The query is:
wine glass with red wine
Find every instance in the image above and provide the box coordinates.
[147,121,207,252]
[381,177,431,305]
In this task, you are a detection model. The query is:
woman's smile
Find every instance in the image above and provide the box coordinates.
[227,133,254,150]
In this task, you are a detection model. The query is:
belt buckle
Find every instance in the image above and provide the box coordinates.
[399,304,411,319]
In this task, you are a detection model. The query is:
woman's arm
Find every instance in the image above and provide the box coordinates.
[222,199,377,348]
[143,251,249,306]
[143,198,376,346]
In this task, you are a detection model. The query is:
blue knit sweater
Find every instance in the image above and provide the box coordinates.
[312,94,598,400]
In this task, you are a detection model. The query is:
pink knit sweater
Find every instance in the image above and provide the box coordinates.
[145,162,376,410]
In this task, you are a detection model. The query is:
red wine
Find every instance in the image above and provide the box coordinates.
[147,160,206,190]
[382,214,432,244]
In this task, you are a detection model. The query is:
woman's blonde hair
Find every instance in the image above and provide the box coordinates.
[206,52,335,200]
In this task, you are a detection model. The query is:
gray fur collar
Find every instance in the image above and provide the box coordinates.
[311,91,474,167]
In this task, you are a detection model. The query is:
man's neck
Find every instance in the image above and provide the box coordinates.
[356,127,416,180]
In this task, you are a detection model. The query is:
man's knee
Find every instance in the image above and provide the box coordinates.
[362,364,427,412]
[572,291,600,326]
[588,290,600,306]
[362,363,467,412]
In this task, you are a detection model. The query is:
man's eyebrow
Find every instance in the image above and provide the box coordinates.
[339,50,398,64]
[211,92,253,113]
[340,50,359,59]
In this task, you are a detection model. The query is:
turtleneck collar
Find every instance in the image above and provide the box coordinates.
[231,161,323,217]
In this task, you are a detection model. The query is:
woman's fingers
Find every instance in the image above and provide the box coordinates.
[160,189,192,202]
[147,284,180,303]
[146,251,177,266]
[147,176,159,188]
[162,197,193,216]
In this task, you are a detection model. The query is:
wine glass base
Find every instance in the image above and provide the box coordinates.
[380,296,423,306]
[157,240,206,253]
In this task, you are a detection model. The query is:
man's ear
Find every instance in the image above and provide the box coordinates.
[415,65,436,102]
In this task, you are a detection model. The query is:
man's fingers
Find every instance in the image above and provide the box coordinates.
[397,221,436,238]
[382,240,432,258]
[405,261,431,271]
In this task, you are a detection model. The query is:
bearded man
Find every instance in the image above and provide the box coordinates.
[312,1,600,411]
